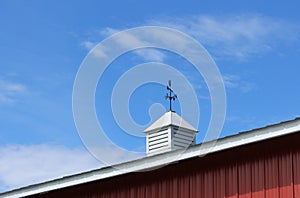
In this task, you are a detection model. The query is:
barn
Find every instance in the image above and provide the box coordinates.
[1,111,300,198]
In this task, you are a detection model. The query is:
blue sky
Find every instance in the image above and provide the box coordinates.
[1,0,300,192]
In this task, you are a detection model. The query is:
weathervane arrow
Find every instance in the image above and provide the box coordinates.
[165,80,177,112]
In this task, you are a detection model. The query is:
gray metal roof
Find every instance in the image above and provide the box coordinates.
[1,117,300,198]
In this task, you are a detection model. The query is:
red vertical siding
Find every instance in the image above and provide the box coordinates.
[279,152,293,197]
[226,164,238,198]
[169,176,178,198]
[190,171,203,198]
[178,174,189,197]
[214,168,225,198]
[158,179,166,198]
[145,180,158,198]
[265,155,279,198]
[203,170,214,197]
[27,132,300,198]
[136,184,145,198]
[294,150,300,198]
[239,162,252,198]
[251,159,265,198]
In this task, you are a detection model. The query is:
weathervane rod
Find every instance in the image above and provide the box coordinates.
[164,80,177,112]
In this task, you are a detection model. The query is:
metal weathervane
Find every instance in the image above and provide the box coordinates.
[164,80,177,112]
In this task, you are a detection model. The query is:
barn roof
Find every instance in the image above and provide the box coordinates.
[1,117,300,198]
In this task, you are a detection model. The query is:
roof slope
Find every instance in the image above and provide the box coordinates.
[144,111,198,132]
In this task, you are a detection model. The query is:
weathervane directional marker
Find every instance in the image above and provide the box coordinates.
[164,80,177,112]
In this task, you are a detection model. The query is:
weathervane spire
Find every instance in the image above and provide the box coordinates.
[164,80,177,112]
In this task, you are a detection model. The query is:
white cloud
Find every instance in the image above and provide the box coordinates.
[223,74,240,88]
[0,95,13,103]
[0,143,145,193]
[81,14,300,61]
[0,79,27,104]
[80,28,121,51]
[149,14,300,59]
[81,28,166,62]
[0,144,100,192]
[99,27,119,37]
[80,41,97,50]
[134,48,166,62]
[223,74,255,93]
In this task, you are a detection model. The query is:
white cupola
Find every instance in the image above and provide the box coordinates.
[144,111,198,156]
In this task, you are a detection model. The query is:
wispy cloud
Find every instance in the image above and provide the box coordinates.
[0,79,27,104]
[223,74,255,93]
[149,14,300,60]
[99,27,120,37]
[80,41,96,50]
[81,27,166,62]
[0,144,100,192]
[134,48,166,61]
[78,14,299,96]
[80,27,120,50]
[0,143,145,193]
[81,14,300,61]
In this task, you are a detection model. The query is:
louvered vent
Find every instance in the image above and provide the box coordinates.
[147,128,170,153]
[144,111,198,156]
[172,127,196,149]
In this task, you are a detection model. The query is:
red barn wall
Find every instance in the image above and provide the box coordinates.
[27,132,300,198]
